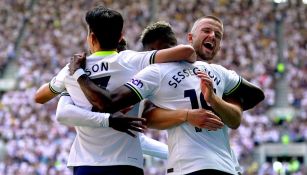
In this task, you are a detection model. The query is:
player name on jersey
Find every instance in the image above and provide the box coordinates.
[85,62,109,76]
[168,65,221,88]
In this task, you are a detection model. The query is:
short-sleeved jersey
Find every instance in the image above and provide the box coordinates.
[49,66,68,94]
[125,61,241,175]
[54,50,156,168]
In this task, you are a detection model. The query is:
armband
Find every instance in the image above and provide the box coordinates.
[49,77,65,94]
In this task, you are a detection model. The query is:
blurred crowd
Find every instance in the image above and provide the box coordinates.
[0,0,306,174]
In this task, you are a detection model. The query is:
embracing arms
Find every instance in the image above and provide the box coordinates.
[75,75,138,113]
[35,83,58,104]
[75,77,224,131]
[153,44,196,63]
[56,94,146,137]
[69,45,196,113]
[197,71,243,129]
[34,44,195,104]
[35,65,68,104]
[56,95,167,158]
[141,100,224,130]
[223,78,265,111]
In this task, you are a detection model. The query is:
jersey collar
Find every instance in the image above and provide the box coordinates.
[92,51,118,57]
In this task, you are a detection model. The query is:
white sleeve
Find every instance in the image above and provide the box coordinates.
[223,70,242,96]
[139,133,168,159]
[121,50,157,71]
[125,64,160,100]
[212,64,242,96]
[49,64,69,94]
[56,95,110,127]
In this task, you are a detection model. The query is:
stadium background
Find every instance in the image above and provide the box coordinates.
[0,0,306,174]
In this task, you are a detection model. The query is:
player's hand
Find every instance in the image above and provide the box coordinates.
[109,112,147,137]
[187,109,224,131]
[197,71,216,104]
[69,52,86,75]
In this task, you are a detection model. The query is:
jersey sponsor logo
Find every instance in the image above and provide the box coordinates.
[168,66,221,88]
[85,62,109,76]
[131,78,143,88]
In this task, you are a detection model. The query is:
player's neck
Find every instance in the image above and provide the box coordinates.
[90,47,118,56]
[92,47,116,53]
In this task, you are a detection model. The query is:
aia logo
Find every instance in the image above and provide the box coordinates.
[131,78,143,88]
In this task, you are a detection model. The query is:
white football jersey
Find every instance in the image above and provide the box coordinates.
[54,50,156,168]
[125,61,242,174]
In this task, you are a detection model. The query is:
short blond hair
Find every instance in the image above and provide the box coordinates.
[190,15,224,34]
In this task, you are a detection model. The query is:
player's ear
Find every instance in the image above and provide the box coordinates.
[87,32,97,52]
[91,32,100,48]
[187,33,193,44]
[87,32,93,50]
[87,32,93,44]
[216,44,221,52]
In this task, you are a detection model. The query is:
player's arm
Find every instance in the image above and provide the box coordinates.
[75,74,140,113]
[73,63,222,131]
[35,65,68,104]
[210,96,242,129]
[67,53,140,112]
[141,100,224,130]
[34,83,58,104]
[56,94,110,127]
[154,44,196,63]
[139,133,168,159]
[67,44,196,109]
[56,93,146,137]
[198,71,242,129]
[223,78,265,111]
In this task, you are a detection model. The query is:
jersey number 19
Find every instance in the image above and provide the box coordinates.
[184,89,216,132]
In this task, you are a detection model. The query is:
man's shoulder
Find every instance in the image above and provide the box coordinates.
[118,50,138,56]
[119,50,134,54]
[146,61,182,69]
[206,62,226,70]
[202,62,231,73]
[116,50,143,61]
[194,61,236,78]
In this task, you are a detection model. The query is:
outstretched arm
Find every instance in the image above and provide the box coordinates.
[56,95,110,127]
[56,95,146,137]
[35,65,68,104]
[74,74,140,113]
[141,100,224,130]
[139,133,168,159]
[68,44,196,111]
[154,44,196,63]
[35,83,58,104]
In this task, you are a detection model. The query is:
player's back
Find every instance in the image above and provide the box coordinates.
[63,50,156,168]
[126,61,241,174]
[155,61,239,174]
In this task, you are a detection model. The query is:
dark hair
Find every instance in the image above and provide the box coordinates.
[140,21,177,48]
[117,37,127,52]
[85,6,123,50]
